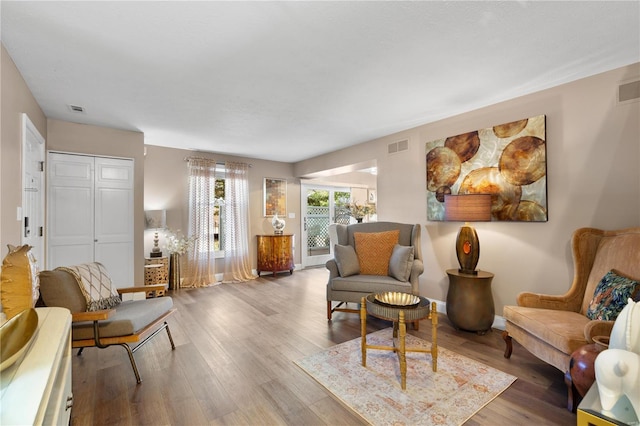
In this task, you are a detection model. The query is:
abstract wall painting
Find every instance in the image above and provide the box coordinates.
[426,115,547,221]
[263,178,287,217]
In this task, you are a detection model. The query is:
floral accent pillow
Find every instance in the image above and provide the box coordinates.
[586,270,640,321]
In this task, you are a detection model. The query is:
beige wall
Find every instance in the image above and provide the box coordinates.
[47,119,145,284]
[1,45,47,257]
[295,63,640,314]
[143,145,299,270]
[4,35,638,314]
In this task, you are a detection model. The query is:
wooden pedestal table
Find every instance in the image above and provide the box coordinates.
[360,294,438,390]
[446,269,494,334]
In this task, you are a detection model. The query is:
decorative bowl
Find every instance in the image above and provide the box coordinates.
[374,292,420,308]
[0,308,38,372]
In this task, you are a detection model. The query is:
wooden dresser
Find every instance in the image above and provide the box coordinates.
[257,234,294,276]
[0,307,73,425]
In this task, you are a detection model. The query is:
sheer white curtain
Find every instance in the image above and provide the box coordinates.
[222,161,256,283]
[183,158,218,288]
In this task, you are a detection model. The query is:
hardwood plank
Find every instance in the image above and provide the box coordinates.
[70,267,576,425]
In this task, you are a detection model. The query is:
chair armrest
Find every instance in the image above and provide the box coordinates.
[410,258,424,278]
[408,259,424,295]
[117,285,166,295]
[326,259,339,280]
[516,291,576,311]
[584,319,615,343]
[72,309,115,322]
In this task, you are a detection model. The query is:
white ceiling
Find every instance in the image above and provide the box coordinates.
[2,1,639,163]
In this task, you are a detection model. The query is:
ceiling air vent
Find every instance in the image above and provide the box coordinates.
[388,139,409,155]
[68,104,85,113]
[618,79,640,104]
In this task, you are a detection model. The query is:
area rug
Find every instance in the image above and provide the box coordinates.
[295,328,517,426]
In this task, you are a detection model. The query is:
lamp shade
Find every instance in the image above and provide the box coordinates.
[444,194,492,222]
[145,210,166,230]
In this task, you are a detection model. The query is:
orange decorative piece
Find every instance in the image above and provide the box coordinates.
[463,241,472,254]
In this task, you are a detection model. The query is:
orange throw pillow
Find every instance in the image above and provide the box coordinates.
[354,230,400,276]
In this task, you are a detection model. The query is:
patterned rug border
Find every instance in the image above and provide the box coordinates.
[295,328,517,426]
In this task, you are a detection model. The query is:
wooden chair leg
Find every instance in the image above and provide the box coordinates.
[564,370,580,412]
[502,330,513,358]
[327,301,332,320]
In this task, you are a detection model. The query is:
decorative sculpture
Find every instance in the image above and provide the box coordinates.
[594,298,640,418]
[271,213,286,235]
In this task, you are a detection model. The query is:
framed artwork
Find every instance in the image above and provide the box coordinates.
[368,189,377,204]
[426,115,547,222]
[263,178,287,216]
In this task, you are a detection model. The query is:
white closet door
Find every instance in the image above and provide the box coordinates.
[47,153,134,287]
[47,153,95,269]
[94,157,134,287]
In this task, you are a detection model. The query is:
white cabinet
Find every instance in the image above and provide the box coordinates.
[0,308,73,425]
[47,152,134,286]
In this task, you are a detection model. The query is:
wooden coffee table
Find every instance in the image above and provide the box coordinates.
[360,294,438,390]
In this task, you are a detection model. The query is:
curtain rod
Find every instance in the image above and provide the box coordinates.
[183,156,252,167]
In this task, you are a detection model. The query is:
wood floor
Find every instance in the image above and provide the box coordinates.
[71,267,576,425]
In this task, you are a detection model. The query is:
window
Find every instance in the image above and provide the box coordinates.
[213,177,225,251]
[188,166,226,255]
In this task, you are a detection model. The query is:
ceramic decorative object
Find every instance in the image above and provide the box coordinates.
[0,244,39,320]
[569,340,608,397]
[0,308,38,371]
[594,298,640,418]
[272,214,286,235]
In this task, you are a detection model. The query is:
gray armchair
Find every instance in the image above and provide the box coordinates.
[326,222,424,320]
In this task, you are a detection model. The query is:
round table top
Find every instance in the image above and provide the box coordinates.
[446,269,494,279]
[365,293,431,322]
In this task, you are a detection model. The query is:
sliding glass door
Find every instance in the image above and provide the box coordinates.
[301,184,351,268]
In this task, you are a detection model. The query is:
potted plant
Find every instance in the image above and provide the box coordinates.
[343,200,376,223]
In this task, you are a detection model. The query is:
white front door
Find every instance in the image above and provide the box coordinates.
[21,114,46,266]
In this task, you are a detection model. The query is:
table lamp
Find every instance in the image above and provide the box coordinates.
[444,194,492,275]
[145,209,166,258]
